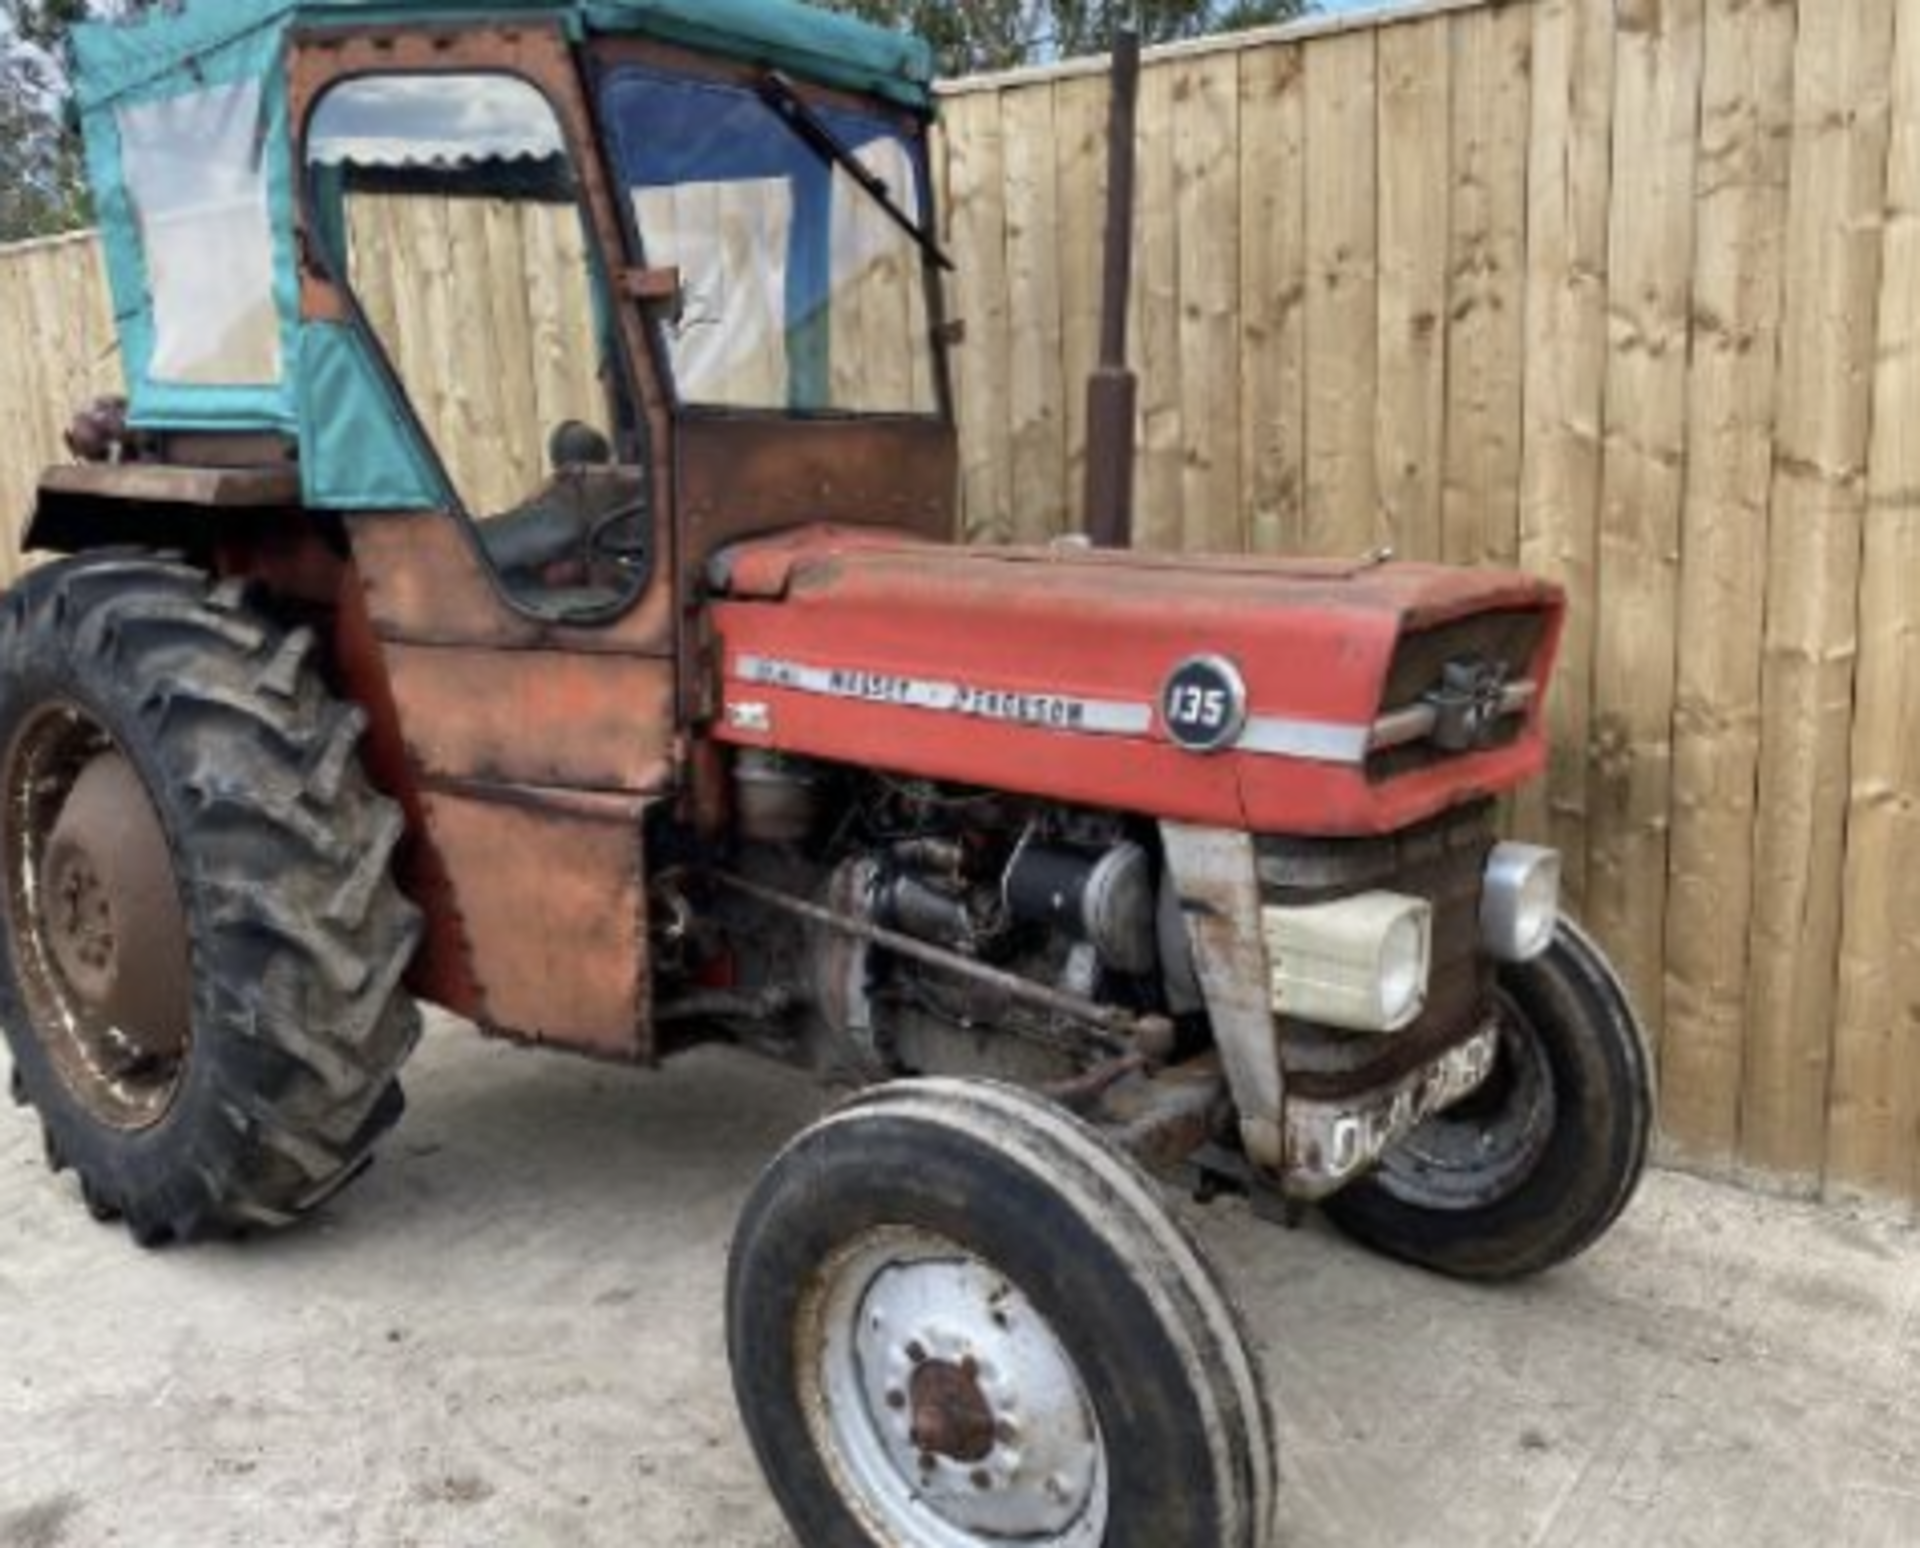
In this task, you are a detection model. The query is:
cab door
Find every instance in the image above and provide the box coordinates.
[290,24,677,1060]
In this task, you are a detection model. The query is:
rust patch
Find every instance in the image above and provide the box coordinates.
[381,644,675,794]
[678,417,957,577]
[909,1360,997,1465]
[348,513,675,656]
[420,782,653,1061]
[330,566,485,1019]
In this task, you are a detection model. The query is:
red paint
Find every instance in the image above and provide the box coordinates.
[712,528,1564,838]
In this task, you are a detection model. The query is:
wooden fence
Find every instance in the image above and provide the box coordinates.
[0,0,1916,1215]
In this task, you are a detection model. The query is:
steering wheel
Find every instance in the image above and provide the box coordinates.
[587,498,651,566]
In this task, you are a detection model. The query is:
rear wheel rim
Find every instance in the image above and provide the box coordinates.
[3,701,194,1132]
[801,1226,1110,1547]
[1372,994,1557,1212]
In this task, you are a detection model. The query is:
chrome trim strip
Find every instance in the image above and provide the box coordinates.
[1235,716,1373,766]
[734,656,1155,737]
[733,654,1404,766]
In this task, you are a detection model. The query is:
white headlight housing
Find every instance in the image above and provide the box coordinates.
[1262,892,1433,1034]
[1481,842,1562,963]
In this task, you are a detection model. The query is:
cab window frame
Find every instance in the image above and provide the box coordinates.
[583,37,956,430]
[294,46,659,629]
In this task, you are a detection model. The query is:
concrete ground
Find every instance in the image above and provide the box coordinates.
[2,1016,1918,1548]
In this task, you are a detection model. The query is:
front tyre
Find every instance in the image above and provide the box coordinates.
[0,555,424,1245]
[729,1079,1276,1548]
[1322,921,1654,1281]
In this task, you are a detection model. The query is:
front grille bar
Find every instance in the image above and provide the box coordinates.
[1369,679,1538,755]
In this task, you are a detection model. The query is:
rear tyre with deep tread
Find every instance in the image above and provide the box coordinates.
[0,553,424,1245]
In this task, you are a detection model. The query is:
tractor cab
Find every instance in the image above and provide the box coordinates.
[51,0,954,620]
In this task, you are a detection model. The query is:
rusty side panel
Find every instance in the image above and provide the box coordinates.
[422,782,652,1062]
[330,568,487,1021]
[349,513,675,656]
[336,515,673,1057]
[678,417,956,575]
[381,644,675,792]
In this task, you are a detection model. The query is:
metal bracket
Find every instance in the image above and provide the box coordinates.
[1159,823,1285,1171]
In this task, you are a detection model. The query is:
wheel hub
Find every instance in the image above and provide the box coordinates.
[45,843,117,1005]
[4,714,194,1130]
[1374,1002,1557,1212]
[41,751,192,1059]
[815,1233,1109,1546]
[909,1358,998,1465]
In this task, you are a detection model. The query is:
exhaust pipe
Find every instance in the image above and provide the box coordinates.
[1084,26,1142,550]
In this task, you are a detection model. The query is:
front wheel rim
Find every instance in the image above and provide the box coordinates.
[801,1226,1110,1547]
[1371,994,1557,1213]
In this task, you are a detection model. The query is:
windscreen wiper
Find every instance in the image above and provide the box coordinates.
[757,70,955,273]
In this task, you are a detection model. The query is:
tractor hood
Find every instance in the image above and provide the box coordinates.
[709,528,1565,837]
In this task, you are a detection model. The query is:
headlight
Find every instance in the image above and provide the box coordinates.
[1481,843,1561,962]
[1262,892,1433,1034]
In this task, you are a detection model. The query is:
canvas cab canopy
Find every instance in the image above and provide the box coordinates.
[71,0,937,510]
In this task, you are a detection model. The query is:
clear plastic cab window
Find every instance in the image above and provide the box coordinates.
[117,81,282,387]
[600,68,940,417]
[305,73,651,623]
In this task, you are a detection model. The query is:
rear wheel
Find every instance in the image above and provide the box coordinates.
[729,1078,1276,1548]
[0,554,423,1244]
[1321,922,1654,1281]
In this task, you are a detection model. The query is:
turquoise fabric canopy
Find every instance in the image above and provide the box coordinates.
[72,1,934,114]
[71,0,935,511]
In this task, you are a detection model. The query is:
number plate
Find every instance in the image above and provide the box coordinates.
[1161,655,1249,754]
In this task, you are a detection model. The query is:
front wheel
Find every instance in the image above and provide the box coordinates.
[728,1079,1276,1548]
[1322,921,1655,1281]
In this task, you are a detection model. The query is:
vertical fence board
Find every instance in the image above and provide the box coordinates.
[1001,84,1069,542]
[1660,0,1797,1169]
[1441,1,1533,570]
[1374,18,1452,564]
[1826,0,1920,1213]
[1175,54,1247,553]
[1133,62,1185,552]
[1239,44,1308,557]
[1585,0,1706,1048]
[1741,0,1899,1189]
[1513,0,1616,888]
[1303,29,1382,556]
[0,258,33,558]
[482,200,542,503]
[20,253,65,489]
[1054,74,1111,533]
[939,91,1015,545]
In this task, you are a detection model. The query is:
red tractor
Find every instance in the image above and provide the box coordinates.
[2,3,1652,1544]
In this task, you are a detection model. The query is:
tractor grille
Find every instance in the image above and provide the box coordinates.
[1257,801,1497,1101]
[1368,610,1550,781]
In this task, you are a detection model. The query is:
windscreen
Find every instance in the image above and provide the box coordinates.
[598,66,940,417]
